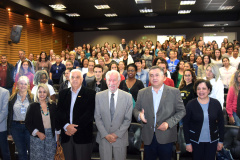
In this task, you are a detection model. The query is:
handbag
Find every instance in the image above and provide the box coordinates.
[54,141,65,160]
[216,147,233,160]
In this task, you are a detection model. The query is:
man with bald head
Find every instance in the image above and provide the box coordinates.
[57,69,96,160]
[95,70,133,160]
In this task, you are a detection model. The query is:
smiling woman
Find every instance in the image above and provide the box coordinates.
[183,79,224,160]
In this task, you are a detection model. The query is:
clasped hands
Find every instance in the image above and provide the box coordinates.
[65,124,78,136]
[105,133,118,143]
[139,109,169,131]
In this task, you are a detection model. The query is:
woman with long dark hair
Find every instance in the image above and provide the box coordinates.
[36,51,52,74]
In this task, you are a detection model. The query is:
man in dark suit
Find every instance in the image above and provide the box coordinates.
[87,64,108,93]
[133,66,186,160]
[56,69,96,160]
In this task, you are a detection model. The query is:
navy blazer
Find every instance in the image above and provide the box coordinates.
[56,86,96,144]
[183,98,224,144]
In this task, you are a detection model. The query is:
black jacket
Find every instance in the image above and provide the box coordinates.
[171,70,179,87]
[56,86,96,144]
[25,102,57,137]
[86,79,108,92]
[0,63,14,88]
[7,94,34,134]
[183,98,224,144]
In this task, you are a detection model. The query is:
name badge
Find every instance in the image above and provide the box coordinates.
[21,105,26,114]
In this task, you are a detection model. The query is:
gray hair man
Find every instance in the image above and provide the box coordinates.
[95,70,133,160]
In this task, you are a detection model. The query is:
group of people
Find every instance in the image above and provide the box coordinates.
[0,36,239,160]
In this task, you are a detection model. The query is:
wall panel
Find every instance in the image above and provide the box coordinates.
[0,8,74,65]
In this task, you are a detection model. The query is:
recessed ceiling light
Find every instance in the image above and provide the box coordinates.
[7,8,11,12]
[144,25,155,28]
[66,13,80,17]
[49,4,66,10]
[135,0,151,4]
[178,10,191,14]
[94,5,110,9]
[180,1,196,5]
[218,6,234,10]
[203,24,215,27]
[139,9,153,13]
[224,24,228,26]
[98,27,109,30]
[104,13,118,17]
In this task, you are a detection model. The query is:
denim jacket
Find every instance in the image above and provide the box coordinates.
[135,69,149,88]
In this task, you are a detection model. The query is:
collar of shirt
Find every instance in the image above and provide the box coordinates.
[108,89,119,109]
[151,84,164,94]
[17,93,27,102]
[71,86,81,94]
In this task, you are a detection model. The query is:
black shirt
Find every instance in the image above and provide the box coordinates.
[180,83,196,107]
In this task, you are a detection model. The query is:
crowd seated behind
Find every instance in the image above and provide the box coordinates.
[1,37,240,159]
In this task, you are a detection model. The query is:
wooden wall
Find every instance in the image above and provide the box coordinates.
[0,8,74,65]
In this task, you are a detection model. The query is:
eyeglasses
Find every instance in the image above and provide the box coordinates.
[127,70,135,72]
[184,74,192,77]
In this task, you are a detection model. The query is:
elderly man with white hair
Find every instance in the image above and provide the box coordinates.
[56,69,96,160]
[95,70,133,160]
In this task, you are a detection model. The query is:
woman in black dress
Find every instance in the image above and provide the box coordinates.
[119,63,144,122]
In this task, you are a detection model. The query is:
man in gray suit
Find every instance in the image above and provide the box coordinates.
[0,87,10,160]
[95,70,133,160]
[133,66,186,160]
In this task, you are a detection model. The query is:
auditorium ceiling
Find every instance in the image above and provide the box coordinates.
[1,0,240,31]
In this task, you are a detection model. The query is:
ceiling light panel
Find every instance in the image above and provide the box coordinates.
[203,24,215,27]
[94,5,110,9]
[144,25,155,28]
[218,6,234,10]
[135,0,151,4]
[66,13,80,17]
[104,13,118,17]
[180,1,196,5]
[178,10,191,14]
[139,9,153,13]
[98,27,109,30]
[49,4,66,10]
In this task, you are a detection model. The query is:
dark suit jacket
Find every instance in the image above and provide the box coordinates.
[25,102,57,137]
[183,98,224,144]
[86,79,108,92]
[56,86,96,144]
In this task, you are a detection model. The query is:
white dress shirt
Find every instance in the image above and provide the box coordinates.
[63,86,81,131]
[229,57,240,69]
[219,66,237,88]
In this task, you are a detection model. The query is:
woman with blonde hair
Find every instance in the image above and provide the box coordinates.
[26,83,59,160]
[204,63,224,108]
[7,76,34,160]
[69,51,80,69]
[226,70,240,126]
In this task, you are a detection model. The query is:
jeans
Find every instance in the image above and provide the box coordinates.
[0,131,11,160]
[232,112,240,126]
[11,121,30,160]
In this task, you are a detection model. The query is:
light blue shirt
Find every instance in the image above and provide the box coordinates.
[63,86,81,131]
[198,98,211,143]
[152,85,164,129]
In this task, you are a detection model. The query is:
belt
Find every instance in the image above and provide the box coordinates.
[13,121,25,124]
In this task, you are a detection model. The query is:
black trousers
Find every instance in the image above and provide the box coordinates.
[62,136,92,160]
[192,141,218,160]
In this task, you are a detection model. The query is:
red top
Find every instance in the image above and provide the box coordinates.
[0,64,7,87]
[148,77,175,87]
[226,86,238,117]
[15,72,34,90]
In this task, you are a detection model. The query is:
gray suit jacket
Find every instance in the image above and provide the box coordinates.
[133,85,186,145]
[0,87,10,132]
[95,89,133,147]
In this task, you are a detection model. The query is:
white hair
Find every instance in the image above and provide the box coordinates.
[106,70,121,82]
[70,69,83,80]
